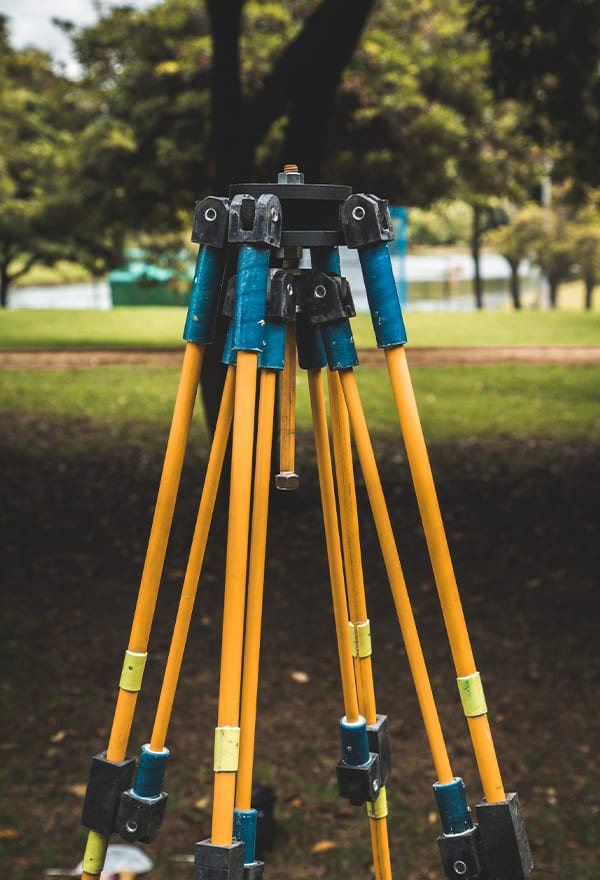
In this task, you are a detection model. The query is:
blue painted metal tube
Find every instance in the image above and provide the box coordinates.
[433,777,474,835]
[358,243,408,349]
[258,320,286,371]
[321,320,359,371]
[296,313,327,371]
[340,716,370,767]
[233,808,258,864]
[222,321,236,367]
[311,246,342,275]
[310,245,359,370]
[183,246,225,344]
[232,245,270,353]
[132,744,169,799]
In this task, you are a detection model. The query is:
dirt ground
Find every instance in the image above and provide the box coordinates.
[1,348,599,879]
[2,344,600,369]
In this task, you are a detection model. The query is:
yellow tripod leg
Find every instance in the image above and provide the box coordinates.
[236,369,278,810]
[212,351,259,845]
[308,369,360,724]
[338,367,454,787]
[327,369,377,723]
[81,341,204,880]
[150,365,236,752]
[327,368,392,880]
[384,345,505,803]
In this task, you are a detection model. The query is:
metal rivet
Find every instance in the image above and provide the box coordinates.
[352,206,366,221]
[453,860,468,876]
[286,284,294,297]
[271,208,280,222]
[314,284,327,299]
[204,207,217,222]
[126,819,138,833]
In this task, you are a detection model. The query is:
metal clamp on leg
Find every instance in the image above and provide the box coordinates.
[115,744,169,844]
[367,714,392,787]
[336,716,381,806]
[476,792,534,879]
[81,752,137,837]
[433,778,486,880]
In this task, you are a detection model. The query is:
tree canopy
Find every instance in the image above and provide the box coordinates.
[470,0,600,186]
[0,16,126,305]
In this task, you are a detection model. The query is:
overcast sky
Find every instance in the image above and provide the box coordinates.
[1,0,156,70]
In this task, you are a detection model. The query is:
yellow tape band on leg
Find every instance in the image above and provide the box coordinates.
[349,620,372,658]
[457,672,487,717]
[119,650,148,692]
[214,727,240,772]
[367,786,388,819]
[82,830,109,876]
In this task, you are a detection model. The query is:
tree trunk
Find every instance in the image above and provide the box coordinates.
[1,263,9,308]
[207,0,251,191]
[509,259,521,309]
[201,0,376,436]
[548,277,558,308]
[584,275,595,310]
[249,0,375,180]
[471,205,484,310]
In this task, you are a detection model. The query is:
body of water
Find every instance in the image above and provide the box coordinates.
[7,250,541,313]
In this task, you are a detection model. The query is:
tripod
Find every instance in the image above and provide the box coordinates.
[78,167,533,880]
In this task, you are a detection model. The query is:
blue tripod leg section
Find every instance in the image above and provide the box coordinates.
[184,245,226,344]
[232,245,270,353]
[310,246,341,275]
[296,313,327,372]
[233,808,258,865]
[358,243,407,350]
[114,744,170,844]
[433,778,488,880]
[184,195,230,344]
[341,193,407,349]
[309,247,358,371]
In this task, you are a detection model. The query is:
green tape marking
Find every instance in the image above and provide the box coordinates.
[82,830,109,875]
[349,620,372,658]
[214,726,240,772]
[119,650,147,693]
[457,672,487,717]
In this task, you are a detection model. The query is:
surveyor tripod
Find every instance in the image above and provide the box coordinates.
[78,168,533,880]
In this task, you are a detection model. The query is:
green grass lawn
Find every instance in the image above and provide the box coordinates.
[2,363,599,453]
[1,307,600,349]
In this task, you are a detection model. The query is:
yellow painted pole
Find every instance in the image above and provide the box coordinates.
[327,369,376,724]
[327,368,392,880]
[236,369,277,811]
[212,351,258,845]
[308,369,360,724]
[384,345,505,803]
[338,367,454,787]
[81,341,204,880]
[150,366,236,752]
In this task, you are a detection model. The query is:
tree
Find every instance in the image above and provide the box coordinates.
[0,17,127,306]
[469,0,600,186]
[484,204,542,309]
[520,203,578,308]
[572,192,600,310]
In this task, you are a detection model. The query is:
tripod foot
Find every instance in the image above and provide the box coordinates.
[193,839,245,880]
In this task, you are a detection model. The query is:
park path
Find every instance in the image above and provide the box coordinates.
[1,345,600,370]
